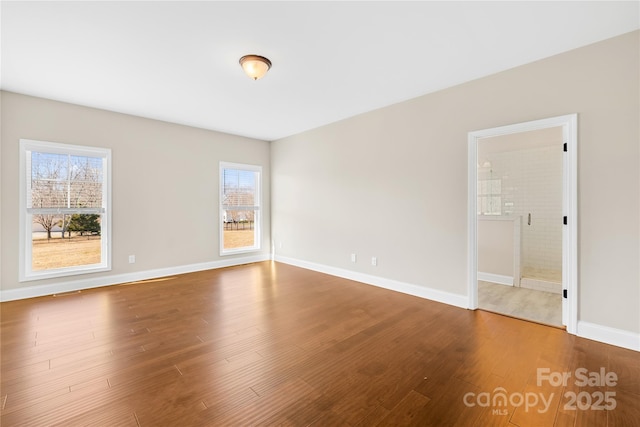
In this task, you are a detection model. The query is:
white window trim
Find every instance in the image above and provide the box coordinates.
[19,139,112,281]
[219,161,262,256]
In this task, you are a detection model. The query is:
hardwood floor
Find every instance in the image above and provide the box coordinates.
[1,261,638,426]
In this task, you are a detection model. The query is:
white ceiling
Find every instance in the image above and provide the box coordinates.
[2,1,638,141]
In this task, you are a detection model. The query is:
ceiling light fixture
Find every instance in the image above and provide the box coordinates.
[239,54,272,80]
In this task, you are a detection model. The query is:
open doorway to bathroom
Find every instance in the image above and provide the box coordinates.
[467,114,578,333]
[476,127,563,326]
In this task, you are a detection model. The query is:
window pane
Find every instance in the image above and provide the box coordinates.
[69,155,103,207]
[222,169,257,207]
[32,214,102,271]
[222,210,256,249]
[30,151,103,208]
[489,179,501,195]
[489,196,502,215]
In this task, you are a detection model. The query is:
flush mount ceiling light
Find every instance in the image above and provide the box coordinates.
[239,54,272,80]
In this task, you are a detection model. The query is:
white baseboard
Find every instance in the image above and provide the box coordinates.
[577,321,640,352]
[274,255,468,309]
[4,253,637,353]
[477,272,514,286]
[0,254,270,302]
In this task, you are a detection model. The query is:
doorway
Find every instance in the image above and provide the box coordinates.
[467,115,578,334]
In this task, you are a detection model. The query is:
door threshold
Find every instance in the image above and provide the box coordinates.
[478,308,566,330]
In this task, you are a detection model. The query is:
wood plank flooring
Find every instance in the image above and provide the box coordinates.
[1,261,639,426]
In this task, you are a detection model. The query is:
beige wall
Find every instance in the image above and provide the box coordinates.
[1,92,271,292]
[271,31,639,333]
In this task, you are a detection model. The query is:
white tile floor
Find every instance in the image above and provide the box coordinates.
[478,280,563,327]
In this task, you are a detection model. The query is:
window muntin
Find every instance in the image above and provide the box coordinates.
[20,139,111,281]
[220,162,261,255]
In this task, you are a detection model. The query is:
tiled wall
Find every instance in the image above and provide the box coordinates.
[478,145,563,280]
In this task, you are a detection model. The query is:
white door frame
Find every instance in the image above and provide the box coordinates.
[467,114,578,334]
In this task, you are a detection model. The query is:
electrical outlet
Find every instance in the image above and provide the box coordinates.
[351,253,357,263]
[128,255,136,264]
[371,257,377,266]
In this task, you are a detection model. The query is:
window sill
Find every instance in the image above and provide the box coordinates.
[20,264,111,282]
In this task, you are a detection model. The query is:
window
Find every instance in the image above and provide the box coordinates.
[478,178,502,215]
[20,139,111,281]
[220,162,261,255]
